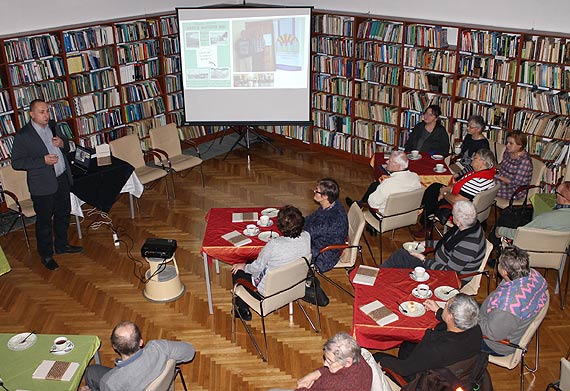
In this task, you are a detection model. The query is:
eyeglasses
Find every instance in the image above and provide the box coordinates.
[323,354,337,365]
[313,188,323,195]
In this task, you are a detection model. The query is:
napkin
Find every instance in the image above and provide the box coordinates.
[32,360,79,381]
[360,300,399,326]
[352,265,379,286]
[232,212,259,223]
[222,230,253,247]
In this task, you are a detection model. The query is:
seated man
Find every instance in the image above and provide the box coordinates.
[480,246,548,356]
[269,332,372,391]
[374,294,482,384]
[81,321,195,391]
[346,151,421,215]
[496,180,570,240]
[382,201,486,279]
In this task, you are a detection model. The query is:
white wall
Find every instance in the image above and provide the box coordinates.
[1,0,569,37]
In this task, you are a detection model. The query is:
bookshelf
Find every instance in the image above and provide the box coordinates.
[0,45,16,165]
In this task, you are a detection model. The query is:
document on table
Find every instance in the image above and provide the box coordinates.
[360,300,399,326]
[32,360,79,381]
[222,230,253,247]
[353,265,379,286]
[232,212,259,223]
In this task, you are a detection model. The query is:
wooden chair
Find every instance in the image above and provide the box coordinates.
[149,123,204,198]
[232,256,319,362]
[144,358,188,391]
[488,292,550,391]
[460,239,493,296]
[0,165,35,247]
[363,187,425,263]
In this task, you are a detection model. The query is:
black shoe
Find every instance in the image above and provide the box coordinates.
[41,256,59,270]
[345,197,354,207]
[55,245,83,254]
[235,306,252,321]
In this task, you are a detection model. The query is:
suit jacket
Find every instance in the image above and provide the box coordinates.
[11,121,73,196]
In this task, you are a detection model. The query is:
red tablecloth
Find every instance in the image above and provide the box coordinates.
[351,268,460,350]
[372,152,452,187]
[201,207,282,264]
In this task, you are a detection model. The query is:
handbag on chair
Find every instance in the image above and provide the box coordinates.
[496,185,536,229]
[302,272,329,307]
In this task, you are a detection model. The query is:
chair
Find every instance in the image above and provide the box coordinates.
[546,348,570,391]
[512,227,570,309]
[145,358,188,391]
[149,123,204,199]
[0,165,35,247]
[109,134,170,211]
[495,156,546,210]
[232,256,319,362]
[493,141,506,163]
[488,292,550,391]
[361,347,393,391]
[472,183,500,224]
[460,239,493,296]
[363,187,425,263]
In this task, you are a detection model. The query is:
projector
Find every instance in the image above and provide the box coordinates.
[141,238,177,259]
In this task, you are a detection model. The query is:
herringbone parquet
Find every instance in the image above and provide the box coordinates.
[0,138,568,391]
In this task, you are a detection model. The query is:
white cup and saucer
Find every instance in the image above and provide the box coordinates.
[243,224,260,236]
[50,336,74,354]
[410,266,430,282]
[408,150,421,160]
[454,146,462,155]
[433,163,446,173]
[257,215,273,227]
[412,283,433,299]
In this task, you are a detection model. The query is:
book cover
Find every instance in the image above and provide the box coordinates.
[231,212,259,223]
[32,360,79,381]
[360,300,399,326]
[353,265,379,286]
[222,230,252,247]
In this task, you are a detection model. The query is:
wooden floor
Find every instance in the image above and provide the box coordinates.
[1,139,569,391]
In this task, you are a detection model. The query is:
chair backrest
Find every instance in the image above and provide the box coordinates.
[149,123,182,163]
[145,359,176,391]
[472,184,499,223]
[493,141,506,163]
[381,187,425,233]
[337,203,365,267]
[513,227,570,269]
[0,165,31,211]
[361,348,393,391]
[528,157,547,199]
[461,239,492,296]
[560,357,570,391]
[109,134,146,169]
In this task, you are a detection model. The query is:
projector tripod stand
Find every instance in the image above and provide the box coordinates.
[222,125,281,160]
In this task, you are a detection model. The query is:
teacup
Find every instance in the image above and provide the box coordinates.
[259,215,270,226]
[454,146,462,155]
[435,163,444,171]
[246,224,257,235]
[411,150,420,158]
[53,336,70,351]
[414,266,426,280]
[416,283,430,298]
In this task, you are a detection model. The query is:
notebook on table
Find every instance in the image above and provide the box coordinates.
[222,230,252,247]
[232,212,259,223]
[32,360,79,381]
[353,265,379,286]
[360,300,399,326]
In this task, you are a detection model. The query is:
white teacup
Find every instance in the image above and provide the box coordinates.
[259,215,270,226]
[435,163,444,171]
[411,150,420,158]
[454,146,462,155]
[53,336,70,351]
[246,224,257,235]
[414,266,426,279]
[416,283,430,298]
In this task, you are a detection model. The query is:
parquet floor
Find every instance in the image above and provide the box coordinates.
[1,139,569,391]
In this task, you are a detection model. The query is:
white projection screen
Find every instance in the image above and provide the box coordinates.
[177,6,312,125]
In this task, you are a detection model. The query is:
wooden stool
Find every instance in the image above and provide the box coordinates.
[143,256,185,302]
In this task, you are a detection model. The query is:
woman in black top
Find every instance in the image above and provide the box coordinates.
[404,105,450,156]
[452,115,490,179]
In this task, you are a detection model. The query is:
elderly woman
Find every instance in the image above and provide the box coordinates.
[496,130,533,200]
[480,246,548,356]
[404,105,450,156]
[231,205,310,321]
[382,201,486,278]
[414,148,496,237]
[451,115,490,177]
[375,294,482,384]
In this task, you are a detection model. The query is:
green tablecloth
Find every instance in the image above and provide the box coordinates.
[0,333,100,391]
[0,246,10,276]
[530,193,557,218]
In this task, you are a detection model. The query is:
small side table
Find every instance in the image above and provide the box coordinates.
[143,256,185,302]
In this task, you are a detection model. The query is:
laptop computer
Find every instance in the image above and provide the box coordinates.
[70,145,94,173]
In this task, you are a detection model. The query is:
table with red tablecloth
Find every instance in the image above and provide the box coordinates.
[351,268,460,350]
[201,207,282,314]
[372,152,452,187]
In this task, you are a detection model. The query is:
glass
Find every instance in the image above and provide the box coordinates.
[323,354,337,365]
[313,188,323,195]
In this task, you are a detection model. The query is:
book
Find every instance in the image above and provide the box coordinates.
[95,143,112,166]
[32,360,79,381]
[353,265,379,286]
[231,212,259,223]
[360,300,399,326]
[222,231,252,247]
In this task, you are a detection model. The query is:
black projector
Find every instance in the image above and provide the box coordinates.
[141,238,177,259]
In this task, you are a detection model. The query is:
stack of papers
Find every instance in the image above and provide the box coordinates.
[353,265,379,286]
[32,360,79,381]
[360,300,399,326]
[222,231,252,247]
[232,212,258,223]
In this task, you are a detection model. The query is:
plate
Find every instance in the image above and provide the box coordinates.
[403,241,425,253]
[412,287,433,299]
[51,341,74,355]
[431,154,444,160]
[434,286,459,301]
[243,228,260,237]
[258,231,280,242]
[410,271,430,282]
[7,332,38,351]
[398,301,426,317]
[257,220,274,228]
[261,208,279,218]
[407,154,422,160]
[433,167,447,173]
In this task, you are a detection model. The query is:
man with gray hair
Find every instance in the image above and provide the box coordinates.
[381,201,486,278]
[375,293,482,384]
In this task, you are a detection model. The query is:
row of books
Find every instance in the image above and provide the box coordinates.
[355,81,399,106]
[460,31,520,57]
[312,110,351,133]
[357,20,403,43]
[519,61,570,90]
[114,20,159,44]
[165,74,183,94]
[402,91,452,115]
[528,137,567,161]
[0,136,14,159]
[401,110,423,130]
[354,101,399,124]
[0,90,12,113]
[455,77,514,105]
[13,79,68,109]
[9,58,66,85]
[514,88,570,115]
[121,80,161,103]
[312,36,354,57]
[123,98,165,123]
[403,48,456,73]
[453,100,511,127]
[70,68,117,95]
[313,14,354,37]
[165,92,184,111]
[513,110,570,140]
[355,61,400,85]
[75,107,123,135]
[405,25,449,48]
[313,127,352,151]
[353,138,390,157]
[119,60,160,84]
[178,124,218,140]
[4,34,61,63]
[521,36,570,64]
[161,37,180,56]
[355,41,401,64]
[353,120,397,144]
[63,26,114,53]
[267,125,311,143]
[67,47,115,74]
[162,57,181,75]
[160,16,179,36]
[403,70,453,94]
[78,132,109,148]
[116,41,160,65]
[168,111,185,127]
[73,89,120,115]
[458,55,517,82]
[313,55,353,77]
[0,115,15,136]
[313,74,353,97]
[542,162,568,186]
[127,114,166,138]
[313,92,352,115]
[17,100,71,123]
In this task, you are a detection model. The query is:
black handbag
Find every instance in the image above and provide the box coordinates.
[496,185,537,229]
[302,264,329,307]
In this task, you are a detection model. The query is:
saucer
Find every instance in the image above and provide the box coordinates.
[50,341,74,355]
[407,154,421,160]
[258,231,280,242]
[243,228,260,237]
[261,208,279,218]
[7,332,37,351]
[431,154,444,160]
[403,241,425,253]
[433,167,446,173]
[434,286,459,301]
[398,301,426,317]
[410,271,430,282]
[412,287,433,299]
[257,220,274,228]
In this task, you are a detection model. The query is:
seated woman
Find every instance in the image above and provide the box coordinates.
[479,246,548,356]
[496,130,533,201]
[414,148,496,237]
[382,201,486,279]
[450,115,490,178]
[304,178,348,273]
[231,205,310,321]
[374,294,482,385]
[404,105,450,156]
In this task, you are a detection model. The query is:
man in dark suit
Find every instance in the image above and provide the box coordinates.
[11,99,82,270]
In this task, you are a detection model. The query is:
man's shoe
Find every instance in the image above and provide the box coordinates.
[41,256,59,270]
[234,306,252,321]
[55,245,83,254]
